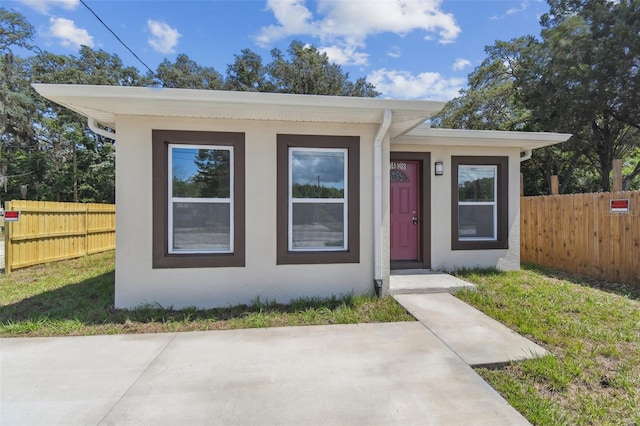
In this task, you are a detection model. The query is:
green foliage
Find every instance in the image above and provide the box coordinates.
[435,0,640,194]
[0,8,36,53]
[458,176,494,201]
[225,48,274,92]
[268,41,378,97]
[433,37,536,132]
[154,53,224,89]
[0,7,379,204]
[292,183,344,198]
[192,149,231,198]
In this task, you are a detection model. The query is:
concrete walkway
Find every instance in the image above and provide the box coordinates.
[394,293,549,367]
[390,269,477,294]
[1,322,530,425]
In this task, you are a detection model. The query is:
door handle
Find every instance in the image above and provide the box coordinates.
[412,216,418,225]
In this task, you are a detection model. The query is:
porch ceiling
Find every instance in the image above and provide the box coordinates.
[32,84,446,139]
[399,126,572,151]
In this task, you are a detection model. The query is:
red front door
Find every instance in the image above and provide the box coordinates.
[390,160,420,261]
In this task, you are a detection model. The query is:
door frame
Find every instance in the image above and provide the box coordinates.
[390,152,431,270]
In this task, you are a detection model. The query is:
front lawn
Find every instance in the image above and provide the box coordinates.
[0,251,413,337]
[455,265,640,426]
[2,252,639,425]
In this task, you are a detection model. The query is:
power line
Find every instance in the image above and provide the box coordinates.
[79,0,156,77]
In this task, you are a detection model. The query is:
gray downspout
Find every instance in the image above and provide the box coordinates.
[88,117,116,140]
[373,110,392,297]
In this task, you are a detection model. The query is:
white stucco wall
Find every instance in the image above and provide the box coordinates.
[390,142,521,272]
[115,116,376,309]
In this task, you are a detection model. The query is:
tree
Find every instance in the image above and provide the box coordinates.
[268,41,378,97]
[225,48,274,92]
[0,8,42,204]
[192,149,230,198]
[154,54,224,89]
[520,0,640,191]
[435,0,640,193]
[1,8,381,204]
[0,8,39,144]
[433,36,586,195]
[434,37,536,131]
[30,47,150,202]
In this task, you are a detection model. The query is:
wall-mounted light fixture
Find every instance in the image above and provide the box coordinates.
[434,161,444,176]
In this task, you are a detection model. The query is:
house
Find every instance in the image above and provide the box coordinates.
[33,84,571,309]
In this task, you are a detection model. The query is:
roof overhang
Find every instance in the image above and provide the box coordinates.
[399,126,572,151]
[32,84,447,139]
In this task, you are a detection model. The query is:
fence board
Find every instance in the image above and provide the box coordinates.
[632,191,640,284]
[521,191,639,289]
[4,200,115,273]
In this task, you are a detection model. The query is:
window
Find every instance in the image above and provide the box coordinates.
[153,130,245,268]
[451,156,508,250]
[277,135,359,264]
[289,148,347,251]
[169,145,233,254]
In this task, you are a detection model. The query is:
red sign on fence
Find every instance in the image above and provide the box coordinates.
[3,211,20,221]
[610,199,630,213]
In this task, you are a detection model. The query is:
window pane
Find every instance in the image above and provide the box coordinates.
[458,166,495,202]
[292,203,344,249]
[390,170,408,182]
[459,205,495,239]
[172,202,230,251]
[291,150,344,198]
[172,147,230,198]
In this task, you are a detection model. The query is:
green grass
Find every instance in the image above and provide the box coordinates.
[454,265,640,426]
[3,252,640,425]
[0,251,414,337]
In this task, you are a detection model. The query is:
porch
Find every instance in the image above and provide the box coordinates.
[389,269,477,295]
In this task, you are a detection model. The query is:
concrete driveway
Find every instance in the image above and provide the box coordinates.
[0,321,530,425]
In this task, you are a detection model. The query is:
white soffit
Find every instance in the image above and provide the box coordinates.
[32,84,446,138]
[399,126,572,151]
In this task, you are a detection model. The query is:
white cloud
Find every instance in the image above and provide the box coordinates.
[452,58,471,71]
[257,0,460,65]
[49,17,93,49]
[387,46,402,59]
[367,68,465,100]
[491,1,530,20]
[320,44,369,66]
[256,0,315,45]
[507,1,530,15]
[147,19,181,54]
[15,0,79,14]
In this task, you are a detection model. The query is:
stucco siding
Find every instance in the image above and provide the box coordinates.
[115,116,376,309]
[391,142,521,272]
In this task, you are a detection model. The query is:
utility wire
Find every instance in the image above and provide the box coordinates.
[79,0,156,77]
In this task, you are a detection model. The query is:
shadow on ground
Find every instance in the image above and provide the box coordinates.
[0,271,361,328]
[453,264,640,301]
[522,263,640,301]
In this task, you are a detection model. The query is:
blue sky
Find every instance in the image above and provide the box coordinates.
[4,0,550,100]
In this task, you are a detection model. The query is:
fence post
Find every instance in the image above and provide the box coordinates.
[520,173,524,196]
[85,204,89,256]
[4,201,12,274]
[551,175,559,195]
[613,159,623,192]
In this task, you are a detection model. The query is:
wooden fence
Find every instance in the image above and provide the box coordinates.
[3,200,115,273]
[521,191,640,288]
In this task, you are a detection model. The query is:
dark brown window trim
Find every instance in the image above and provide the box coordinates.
[390,152,431,270]
[277,134,360,265]
[152,130,245,268]
[451,156,508,250]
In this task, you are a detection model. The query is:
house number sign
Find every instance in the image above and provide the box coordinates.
[390,161,407,170]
